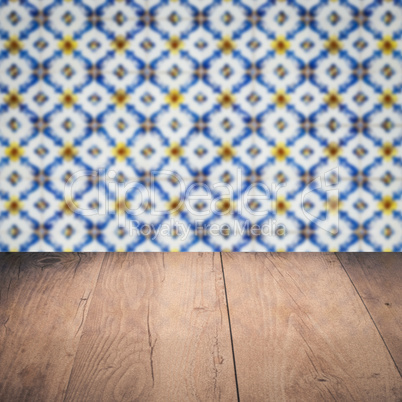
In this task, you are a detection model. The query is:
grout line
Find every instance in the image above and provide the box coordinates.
[335,253,402,378]
[357,19,364,252]
[99,175,402,184]
[219,252,240,402]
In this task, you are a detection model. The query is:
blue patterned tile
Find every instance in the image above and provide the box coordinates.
[0,0,401,251]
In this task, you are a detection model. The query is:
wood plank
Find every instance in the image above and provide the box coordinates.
[0,252,105,401]
[222,252,402,401]
[64,252,236,401]
[337,252,402,374]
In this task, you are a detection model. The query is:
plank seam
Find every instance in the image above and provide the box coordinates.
[335,253,402,378]
[219,252,241,402]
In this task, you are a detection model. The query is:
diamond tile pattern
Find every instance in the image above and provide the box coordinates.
[0,0,401,251]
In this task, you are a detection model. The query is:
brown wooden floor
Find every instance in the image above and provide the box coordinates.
[0,253,401,401]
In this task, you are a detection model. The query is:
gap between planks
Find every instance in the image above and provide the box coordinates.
[219,252,240,402]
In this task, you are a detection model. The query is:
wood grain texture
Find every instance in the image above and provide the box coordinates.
[222,252,402,401]
[0,252,105,402]
[64,252,236,402]
[337,252,402,374]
